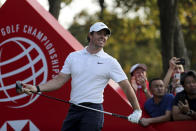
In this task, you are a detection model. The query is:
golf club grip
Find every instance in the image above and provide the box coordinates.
[112,113,128,120]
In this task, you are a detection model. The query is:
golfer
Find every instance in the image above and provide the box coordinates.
[21,22,142,131]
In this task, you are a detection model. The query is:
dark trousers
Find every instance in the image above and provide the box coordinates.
[61,103,104,131]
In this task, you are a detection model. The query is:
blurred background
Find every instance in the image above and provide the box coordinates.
[1,0,196,80]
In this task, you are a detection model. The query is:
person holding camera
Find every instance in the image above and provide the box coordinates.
[172,70,196,121]
[163,57,185,95]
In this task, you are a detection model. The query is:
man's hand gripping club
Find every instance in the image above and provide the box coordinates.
[16,81,39,95]
[128,109,142,123]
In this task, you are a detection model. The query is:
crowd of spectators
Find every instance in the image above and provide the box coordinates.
[129,57,196,127]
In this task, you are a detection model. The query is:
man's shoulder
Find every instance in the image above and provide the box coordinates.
[175,91,186,99]
[101,52,114,59]
[68,49,84,56]
[144,98,154,106]
[101,52,118,63]
[165,93,175,99]
[176,90,186,95]
[162,94,175,104]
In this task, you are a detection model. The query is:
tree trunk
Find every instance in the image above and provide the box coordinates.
[174,17,190,70]
[158,0,178,76]
[48,0,61,19]
[98,0,105,20]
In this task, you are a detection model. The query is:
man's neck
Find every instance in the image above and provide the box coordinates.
[153,96,163,104]
[87,44,102,54]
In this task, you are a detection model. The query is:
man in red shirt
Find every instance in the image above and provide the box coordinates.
[129,64,152,109]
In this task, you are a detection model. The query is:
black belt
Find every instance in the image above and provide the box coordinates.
[70,102,102,108]
[71,102,102,107]
[79,102,95,106]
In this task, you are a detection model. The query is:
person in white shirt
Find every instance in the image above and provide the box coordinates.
[163,57,185,95]
[21,22,142,131]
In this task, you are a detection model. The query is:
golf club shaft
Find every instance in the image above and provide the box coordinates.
[34,92,128,120]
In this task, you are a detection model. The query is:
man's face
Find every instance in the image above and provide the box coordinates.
[174,65,184,74]
[133,68,147,82]
[150,80,165,97]
[184,76,196,95]
[89,29,109,48]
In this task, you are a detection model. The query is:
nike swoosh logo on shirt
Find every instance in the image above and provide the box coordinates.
[97,62,103,64]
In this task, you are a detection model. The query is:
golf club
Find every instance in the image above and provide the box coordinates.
[16,81,128,120]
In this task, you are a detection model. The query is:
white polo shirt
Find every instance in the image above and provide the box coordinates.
[61,47,127,104]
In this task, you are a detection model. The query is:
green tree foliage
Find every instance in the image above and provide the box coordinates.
[68,0,196,79]
[112,0,196,72]
[178,0,196,69]
[48,0,196,78]
[68,10,162,79]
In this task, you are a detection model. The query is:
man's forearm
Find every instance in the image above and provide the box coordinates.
[186,110,196,120]
[119,80,141,110]
[126,89,141,110]
[39,73,70,92]
[163,67,173,88]
[149,113,171,124]
[191,111,196,119]
[173,113,193,121]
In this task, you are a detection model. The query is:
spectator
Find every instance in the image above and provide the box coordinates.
[172,70,196,121]
[163,57,185,95]
[129,64,152,108]
[139,78,174,127]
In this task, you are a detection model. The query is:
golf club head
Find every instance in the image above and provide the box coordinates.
[16,81,23,93]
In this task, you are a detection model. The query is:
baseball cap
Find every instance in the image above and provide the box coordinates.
[130,64,147,74]
[89,22,111,35]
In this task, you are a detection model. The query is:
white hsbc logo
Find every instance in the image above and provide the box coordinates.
[0,23,61,108]
[0,24,60,78]
[0,120,39,131]
[0,37,48,108]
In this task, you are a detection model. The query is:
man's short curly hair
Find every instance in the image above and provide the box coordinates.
[180,70,196,86]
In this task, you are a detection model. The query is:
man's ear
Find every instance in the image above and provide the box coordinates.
[88,32,91,37]
[88,32,94,42]
[89,32,94,36]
